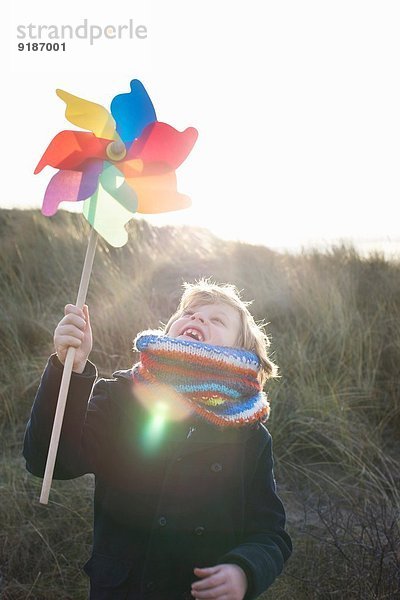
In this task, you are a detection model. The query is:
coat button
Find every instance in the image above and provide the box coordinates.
[158,516,167,526]
[211,462,222,472]
[145,581,156,591]
[194,526,205,536]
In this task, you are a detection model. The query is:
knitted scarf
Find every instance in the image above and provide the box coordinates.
[132,333,270,427]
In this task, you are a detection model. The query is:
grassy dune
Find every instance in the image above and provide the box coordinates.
[1,209,399,599]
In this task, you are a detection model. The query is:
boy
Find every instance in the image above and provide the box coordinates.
[23,281,292,599]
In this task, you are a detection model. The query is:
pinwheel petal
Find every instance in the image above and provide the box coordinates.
[117,159,144,178]
[100,164,138,213]
[41,161,104,216]
[127,122,198,171]
[34,131,109,174]
[83,175,138,248]
[56,89,118,141]
[110,79,156,145]
[126,171,191,214]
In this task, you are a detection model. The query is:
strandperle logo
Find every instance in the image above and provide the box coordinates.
[16,19,148,45]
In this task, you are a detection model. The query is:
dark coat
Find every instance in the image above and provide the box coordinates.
[23,355,292,600]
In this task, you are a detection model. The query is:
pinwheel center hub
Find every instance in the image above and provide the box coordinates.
[106,141,127,161]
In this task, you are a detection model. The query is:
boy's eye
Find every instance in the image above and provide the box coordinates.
[212,317,225,325]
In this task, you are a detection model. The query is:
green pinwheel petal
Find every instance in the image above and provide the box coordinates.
[100,164,138,213]
[83,165,138,247]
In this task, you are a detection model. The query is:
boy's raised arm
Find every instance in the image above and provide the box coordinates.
[23,352,98,479]
[23,303,96,478]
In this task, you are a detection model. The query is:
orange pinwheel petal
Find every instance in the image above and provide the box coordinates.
[126,170,191,214]
[117,159,144,178]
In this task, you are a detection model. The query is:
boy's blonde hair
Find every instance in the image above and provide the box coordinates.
[165,280,278,386]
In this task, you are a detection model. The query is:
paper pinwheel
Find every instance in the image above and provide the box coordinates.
[35,80,197,505]
[35,79,198,246]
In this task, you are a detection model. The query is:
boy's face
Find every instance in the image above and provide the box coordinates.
[168,302,242,348]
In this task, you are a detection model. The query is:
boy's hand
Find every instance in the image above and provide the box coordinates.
[191,564,247,599]
[54,304,92,374]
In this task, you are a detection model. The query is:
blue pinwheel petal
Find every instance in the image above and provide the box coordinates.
[110,79,157,145]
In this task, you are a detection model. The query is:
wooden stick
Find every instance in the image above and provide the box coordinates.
[40,228,98,505]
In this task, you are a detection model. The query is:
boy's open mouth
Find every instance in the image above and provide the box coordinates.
[180,327,204,342]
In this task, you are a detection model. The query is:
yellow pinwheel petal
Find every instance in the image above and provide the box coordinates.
[56,89,119,141]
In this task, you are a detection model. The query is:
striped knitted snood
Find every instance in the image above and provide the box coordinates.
[132,333,270,427]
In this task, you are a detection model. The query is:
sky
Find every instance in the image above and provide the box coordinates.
[4,0,400,255]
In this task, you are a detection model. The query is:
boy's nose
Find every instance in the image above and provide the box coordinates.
[190,312,205,323]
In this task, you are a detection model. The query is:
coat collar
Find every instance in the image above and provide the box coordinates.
[114,367,254,456]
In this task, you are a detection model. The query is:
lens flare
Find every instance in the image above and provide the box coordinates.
[135,383,193,453]
[141,401,169,452]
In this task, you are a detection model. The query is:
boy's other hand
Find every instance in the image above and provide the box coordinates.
[191,564,247,599]
[54,304,93,374]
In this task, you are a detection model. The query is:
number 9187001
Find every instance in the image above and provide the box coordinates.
[18,42,66,51]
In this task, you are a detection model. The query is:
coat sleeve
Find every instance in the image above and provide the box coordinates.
[217,428,292,599]
[23,354,119,479]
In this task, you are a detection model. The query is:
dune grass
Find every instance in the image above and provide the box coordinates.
[1,209,399,599]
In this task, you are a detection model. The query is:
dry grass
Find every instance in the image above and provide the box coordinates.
[1,208,399,599]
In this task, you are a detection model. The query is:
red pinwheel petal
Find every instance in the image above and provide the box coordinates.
[126,122,198,171]
[41,161,104,216]
[126,170,191,214]
[34,130,110,174]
